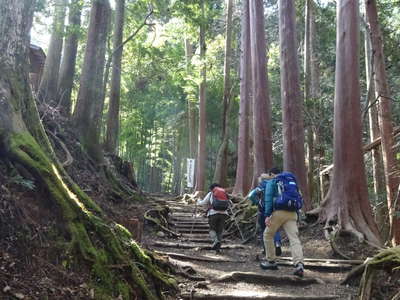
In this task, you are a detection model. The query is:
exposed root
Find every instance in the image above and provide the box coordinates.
[46,129,74,167]
[144,208,180,237]
[179,293,339,300]
[155,251,245,263]
[359,247,400,300]
[9,132,177,299]
[214,271,324,285]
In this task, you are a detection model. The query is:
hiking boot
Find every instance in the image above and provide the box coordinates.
[293,263,304,277]
[211,241,221,250]
[260,261,278,270]
[275,246,282,256]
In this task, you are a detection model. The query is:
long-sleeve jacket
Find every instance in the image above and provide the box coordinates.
[197,192,229,217]
[248,178,278,217]
[264,178,279,217]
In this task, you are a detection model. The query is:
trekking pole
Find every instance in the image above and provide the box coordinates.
[189,202,198,236]
[228,205,246,242]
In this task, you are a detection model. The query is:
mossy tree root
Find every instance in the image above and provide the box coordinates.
[144,209,180,237]
[10,132,177,299]
[359,246,400,300]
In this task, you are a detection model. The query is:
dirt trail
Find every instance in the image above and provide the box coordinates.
[144,195,359,300]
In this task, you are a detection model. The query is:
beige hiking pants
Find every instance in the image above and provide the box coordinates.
[263,210,304,265]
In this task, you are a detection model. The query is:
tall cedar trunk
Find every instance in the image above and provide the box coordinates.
[364,14,387,237]
[73,0,111,163]
[304,0,316,206]
[38,0,67,105]
[213,0,233,186]
[185,39,197,161]
[195,0,207,192]
[0,1,176,298]
[233,0,251,196]
[310,6,322,204]
[279,0,310,210]
[366,0,400,246]
[57,0,82,117]
[104,0,125,154]
[249,0,273,186]
[319,0,381,246]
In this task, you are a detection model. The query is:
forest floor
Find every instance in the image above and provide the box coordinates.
[142,194,367,300]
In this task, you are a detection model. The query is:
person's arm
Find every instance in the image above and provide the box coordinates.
[247,188,261,205]
[264,180,276,218]
[197,192,212,206]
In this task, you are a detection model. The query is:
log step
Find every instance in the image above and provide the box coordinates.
[151,241,246,250]
[172,224,210,229]
[179,293,338,300]
[177,228,210,234]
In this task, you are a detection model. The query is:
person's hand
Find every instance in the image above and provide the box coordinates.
[265,216,271,227]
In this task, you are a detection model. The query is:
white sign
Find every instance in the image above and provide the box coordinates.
[186,158,195,188]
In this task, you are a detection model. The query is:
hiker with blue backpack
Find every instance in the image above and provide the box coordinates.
[247,173,282,256]
[259,167,305,277]
[197,183,231,252]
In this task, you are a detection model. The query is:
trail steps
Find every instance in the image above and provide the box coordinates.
[146,195,359,300]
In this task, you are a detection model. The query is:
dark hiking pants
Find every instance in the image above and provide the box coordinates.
[208,213,227,244]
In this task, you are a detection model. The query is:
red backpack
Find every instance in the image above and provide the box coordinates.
[210,187,230,210]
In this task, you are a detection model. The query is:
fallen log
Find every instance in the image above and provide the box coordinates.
[180,292,338,300]
[155,251,246,263]
[214,271,324,285]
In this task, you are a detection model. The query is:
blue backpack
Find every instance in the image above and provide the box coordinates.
[274,172,303,211]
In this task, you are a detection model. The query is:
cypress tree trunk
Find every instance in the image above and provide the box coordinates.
[279,0,310,210]
[73,0,111,163]
[104,0,125,154]
[38,0,67,106]
[363,12,387,238]
[0,1,176,298]
[304,0,317,206]
[366,0,400,246]
[233,0,251,196]
[57,0,82,117]
[249,0,273,187]
[195,0,207,192]
[213,0,234,186]
[318,0,381,246]
[185,39,197,162]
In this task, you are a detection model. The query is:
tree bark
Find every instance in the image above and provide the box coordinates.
[233,0,251,196]
[366,0,400,246]
[319,0,381,246]
[213,0,234,186]
[104,0,125,154]
[0,1,176,298]
[57,0,82,117]
[38,0,67,106]
[185,38,197,162]
[195,0,207,192]
[72,0,111,163]
[279,0,310,210]
[363,11,387,238]
[249,0,273,187]
[304,0,317,207]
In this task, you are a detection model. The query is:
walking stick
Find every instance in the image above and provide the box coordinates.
[189,202,198,236]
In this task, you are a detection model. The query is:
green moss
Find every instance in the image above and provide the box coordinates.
[9,131,176,300]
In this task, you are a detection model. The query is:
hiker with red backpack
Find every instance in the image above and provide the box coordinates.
[248,173,282,257]
[197,183,231,251]
[259,167,305,277]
